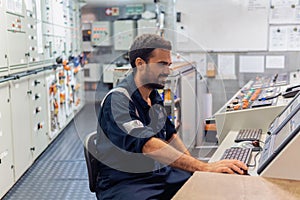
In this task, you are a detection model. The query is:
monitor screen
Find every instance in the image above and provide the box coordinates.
[258,107,300,174]
[268,92,300,134]
[273,109,300,152]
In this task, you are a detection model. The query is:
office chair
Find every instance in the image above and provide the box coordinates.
[84,131,100,193]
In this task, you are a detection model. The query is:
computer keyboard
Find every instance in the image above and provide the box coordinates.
[221,147,253,165]
[234,128,262,142]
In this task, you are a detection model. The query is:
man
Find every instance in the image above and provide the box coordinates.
[96,34,247,199]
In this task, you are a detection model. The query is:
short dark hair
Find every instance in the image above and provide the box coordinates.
[128,34,172,68]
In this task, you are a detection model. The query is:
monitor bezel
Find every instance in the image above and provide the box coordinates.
[267,92,300,135]
[257,107,300,174]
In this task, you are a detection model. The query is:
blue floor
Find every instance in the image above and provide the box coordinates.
[3,103,99,200]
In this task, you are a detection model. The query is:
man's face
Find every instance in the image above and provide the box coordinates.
[141,49,172,89]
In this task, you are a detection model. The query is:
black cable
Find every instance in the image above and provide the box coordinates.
[258,92,281,101]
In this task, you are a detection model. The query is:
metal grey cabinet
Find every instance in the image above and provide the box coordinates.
[0,82,14,198]
[10,78,32,181]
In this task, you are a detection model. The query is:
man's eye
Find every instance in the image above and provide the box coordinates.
[158,63,168,67]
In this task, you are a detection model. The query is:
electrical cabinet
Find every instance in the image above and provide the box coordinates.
[52,25,66,57]
[53,36,65,58]
[103,64,116,83]
[26,5,39,65]
[0,83,14,198]
[113,20,136,50]
[45,66,84,140]
[6,13,28,69]
[84,63,102,82]
[0,1,8,74]
[55,69,67,132]
[52,0,64,26]
[92,21,112,46]
[42,23,54,36]
[64,0,71,27]
[137,19,157,36]
[43,34,54,61]
[65,27,72,55]
[73,5,81,55]
[29,72,50,160]
[0,0,84,198]
[41,0,53,23]
[45,71,59,139]
[73,68,84,111]
[10,78,32,181]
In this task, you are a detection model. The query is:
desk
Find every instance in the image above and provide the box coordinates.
[172,171,300,200]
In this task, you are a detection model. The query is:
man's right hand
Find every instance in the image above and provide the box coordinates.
[203,159,248,175]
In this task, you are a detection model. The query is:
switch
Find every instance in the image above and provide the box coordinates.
[34,80,40,85]
[35,107,41,113]
[35,94,40,100]
[37,123,43,130]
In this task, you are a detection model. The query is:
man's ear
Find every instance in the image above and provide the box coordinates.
[135,57,145,69]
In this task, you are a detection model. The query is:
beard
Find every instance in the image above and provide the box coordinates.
[142,64,169,89]
[143,74,168,89]
[144,82,165,89]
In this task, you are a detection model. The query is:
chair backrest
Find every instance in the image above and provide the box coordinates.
[84,131,100,193]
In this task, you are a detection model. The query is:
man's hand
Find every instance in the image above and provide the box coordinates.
[204,159,248,175]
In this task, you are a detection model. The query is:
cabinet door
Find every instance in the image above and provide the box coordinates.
[10,78,32,180]
[0,83,14,198]
[29,73,50,160]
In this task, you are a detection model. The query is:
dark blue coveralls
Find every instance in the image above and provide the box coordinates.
[96,73,191,200]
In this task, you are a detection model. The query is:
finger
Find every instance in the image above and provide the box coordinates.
[235,160,248,170]
[223,167,235,174]
[231,164,244,174]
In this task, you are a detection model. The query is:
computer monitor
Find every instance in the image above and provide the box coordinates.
[267,92,300,135]
[257,106,300,174]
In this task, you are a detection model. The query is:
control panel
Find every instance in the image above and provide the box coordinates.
[92,21,112,46]
[215,72,296,143]
[225,87,280,111]
[225,73,289,112]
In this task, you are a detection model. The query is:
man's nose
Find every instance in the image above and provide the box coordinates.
[164,66,171,75]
